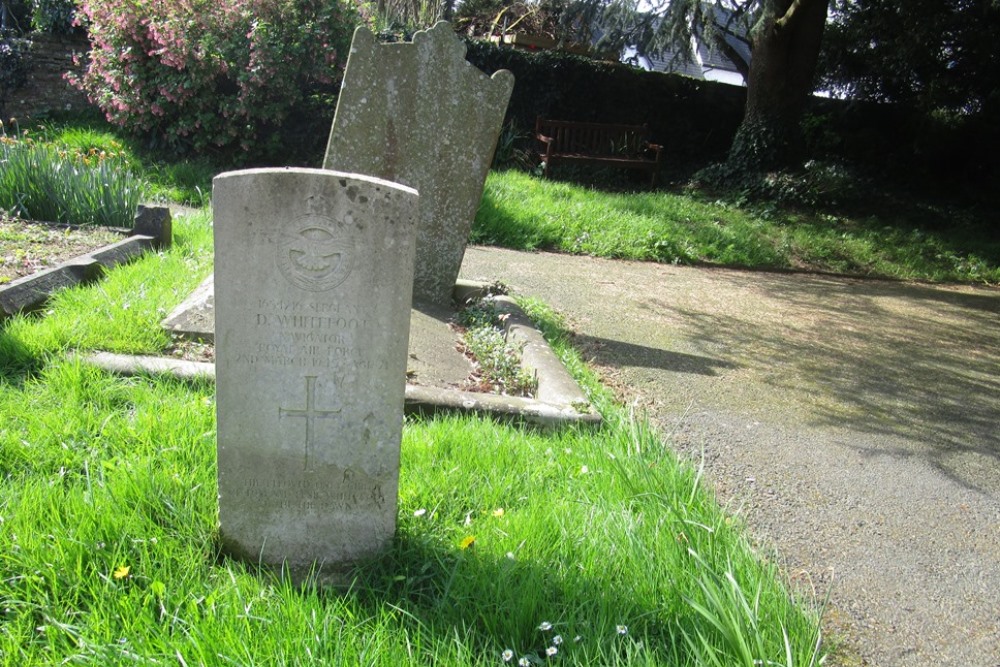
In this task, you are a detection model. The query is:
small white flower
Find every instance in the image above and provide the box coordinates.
[518,658,531,667]
[506,551,516,560]
[580,465,589,474]
[546,646,558,656]
[552,635,563,645]
[502,649,514,662]
[616,624,628,635]
[538,621,553,631]
[413,508,427,517]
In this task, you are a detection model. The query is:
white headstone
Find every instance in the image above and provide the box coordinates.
[324,21,514,305]
[213,168,418,581]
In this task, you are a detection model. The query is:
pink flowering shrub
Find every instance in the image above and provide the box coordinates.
[70,0,358,155]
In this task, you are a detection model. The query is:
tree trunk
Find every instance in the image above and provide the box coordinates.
[728,0,830,171]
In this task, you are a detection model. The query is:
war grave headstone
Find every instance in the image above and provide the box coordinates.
[213,168,418,581]
[324,21,514,305]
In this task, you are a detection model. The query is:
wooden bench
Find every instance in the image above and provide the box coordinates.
[535,117,663,186]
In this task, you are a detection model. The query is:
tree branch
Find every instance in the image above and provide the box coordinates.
[775,0,821,32]
[715,34,751,78]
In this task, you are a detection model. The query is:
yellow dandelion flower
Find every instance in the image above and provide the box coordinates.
[113,565,131,580]
[459,535,475,550]
[492,508,505,518]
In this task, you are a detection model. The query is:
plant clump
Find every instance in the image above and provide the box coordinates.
[456,292,537,397]
[0,120,145,226]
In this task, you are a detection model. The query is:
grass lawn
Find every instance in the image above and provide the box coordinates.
[474,170,1000,284]
[9,117,997,284]
[0,208,826,665]
[9,116,991,663]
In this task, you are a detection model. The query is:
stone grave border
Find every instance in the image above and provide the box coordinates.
[0,206,172,321]
[79,279,601,428]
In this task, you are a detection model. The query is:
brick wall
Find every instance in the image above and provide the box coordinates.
[6,34,92,121]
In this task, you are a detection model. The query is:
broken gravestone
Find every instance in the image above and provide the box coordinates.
[324,21,514,305]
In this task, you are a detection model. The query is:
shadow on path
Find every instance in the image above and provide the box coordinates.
[667,272,1000,493]
[572,333,738,376]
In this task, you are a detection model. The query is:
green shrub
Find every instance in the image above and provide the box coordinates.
[0,36,30,118]
[30,0,78,34]
[70,0,358,157]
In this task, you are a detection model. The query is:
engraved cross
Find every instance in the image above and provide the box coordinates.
[279,376,341,470]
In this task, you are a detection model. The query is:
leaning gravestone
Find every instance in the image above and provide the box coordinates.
[213,168,418,581]
[325,21,514,305]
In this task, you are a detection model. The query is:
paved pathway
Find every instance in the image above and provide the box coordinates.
[460,247,1000,667]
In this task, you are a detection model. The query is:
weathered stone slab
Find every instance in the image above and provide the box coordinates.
[213,168,418,581]
[161,274,215,343]
[132,205,172,248]
[89,235,157,269]
[324,21,514,305]
[0,259,97,317]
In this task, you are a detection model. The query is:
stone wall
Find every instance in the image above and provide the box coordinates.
[6,34,91,121]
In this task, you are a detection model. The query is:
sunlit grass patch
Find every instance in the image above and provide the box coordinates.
[1,210,825,666]
[475,170,1000,283]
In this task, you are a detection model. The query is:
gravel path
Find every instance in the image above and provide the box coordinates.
[460,246,1000,667]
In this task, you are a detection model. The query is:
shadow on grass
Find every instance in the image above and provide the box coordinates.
[471,186,558,251]
[0,321,43,386]
[330,529,687,662]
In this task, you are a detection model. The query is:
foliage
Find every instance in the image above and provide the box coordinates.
[557,1,832,175]
[491,120,535,170]
[563,0,755,74]
[0,120,146,226]
[29,0,77,34]
[0,34,29,117]
[819,0,1000,118]
[369,0,451,32]
[455,0,579,45]
[22,117,217,207]
[69,0,357,157]
[465,38,746,169]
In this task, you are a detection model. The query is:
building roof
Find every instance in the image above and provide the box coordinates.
[629,4,750,85]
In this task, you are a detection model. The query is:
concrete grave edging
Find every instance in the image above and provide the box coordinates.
[0,206,171,321]
[79,280,601,427]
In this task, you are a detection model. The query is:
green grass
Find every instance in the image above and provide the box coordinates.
[16,116,996,284]
[474,170,1000,284]
[0,212,825,665]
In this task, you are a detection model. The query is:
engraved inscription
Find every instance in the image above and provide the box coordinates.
[278,376,341,470]
[230,298,386,370]
[241,467,388,511]
[277,216,354,291]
